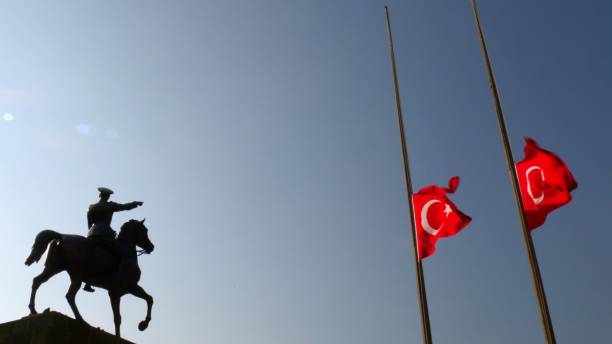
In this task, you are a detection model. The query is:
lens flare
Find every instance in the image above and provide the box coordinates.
[76,123,94,135]
[2,113,14,122]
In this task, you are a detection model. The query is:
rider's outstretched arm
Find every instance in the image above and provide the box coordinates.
[110,201,143,212]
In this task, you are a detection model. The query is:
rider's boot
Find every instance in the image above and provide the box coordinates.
[83,283,95,292]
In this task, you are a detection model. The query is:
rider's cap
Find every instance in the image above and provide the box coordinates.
[97,187,114,195]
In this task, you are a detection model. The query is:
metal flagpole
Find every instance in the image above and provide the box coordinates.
[384,6,433,344]
[469,1,556,343]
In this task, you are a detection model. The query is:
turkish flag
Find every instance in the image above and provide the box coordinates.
[516,138,577,231]
[412,177,471,260]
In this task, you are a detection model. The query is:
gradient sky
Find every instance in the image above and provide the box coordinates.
[1,1,611,343]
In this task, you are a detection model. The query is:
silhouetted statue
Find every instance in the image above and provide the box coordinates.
[83,187,143,293]
[25,187,155,338]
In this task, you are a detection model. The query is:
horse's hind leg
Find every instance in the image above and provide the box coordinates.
[65,275,86,323]
[128,285,154,331]
[29,266,61,314]
[109,292,122,337]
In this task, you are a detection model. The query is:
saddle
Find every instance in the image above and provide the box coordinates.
[89,236,122,259]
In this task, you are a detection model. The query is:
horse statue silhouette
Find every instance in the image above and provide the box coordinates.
[25,218,155,338]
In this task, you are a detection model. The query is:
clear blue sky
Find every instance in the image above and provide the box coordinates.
[1,0,610,343]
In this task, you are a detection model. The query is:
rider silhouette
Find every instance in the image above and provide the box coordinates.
[83,187,143,292]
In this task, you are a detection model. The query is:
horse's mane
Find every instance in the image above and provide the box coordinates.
[118,219,141,240]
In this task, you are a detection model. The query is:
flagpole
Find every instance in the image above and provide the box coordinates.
[469,1,556,343]
[384,6,433,344]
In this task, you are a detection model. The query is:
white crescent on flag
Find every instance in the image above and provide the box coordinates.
[526,165,545,205]
[421,199,452,236]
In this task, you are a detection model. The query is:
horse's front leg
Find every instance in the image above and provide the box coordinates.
[29,267,60,314]
[108,292,122,337]
[128,285,154,331]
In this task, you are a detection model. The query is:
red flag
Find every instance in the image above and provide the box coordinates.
[516,138,577,231]
[412,177,472,260]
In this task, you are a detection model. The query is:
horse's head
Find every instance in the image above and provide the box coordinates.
[119,219,155,254]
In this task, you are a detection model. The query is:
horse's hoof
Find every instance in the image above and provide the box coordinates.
[28,306,37,315]
[138,321,149,331]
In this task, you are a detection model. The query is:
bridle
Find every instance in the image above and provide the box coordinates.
[121,222,152,256]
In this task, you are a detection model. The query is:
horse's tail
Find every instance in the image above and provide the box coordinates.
[25,230,62,266]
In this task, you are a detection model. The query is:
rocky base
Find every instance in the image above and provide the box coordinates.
[0,309,135,344]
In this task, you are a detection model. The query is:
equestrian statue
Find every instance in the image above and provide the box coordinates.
[25,187,155,338]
